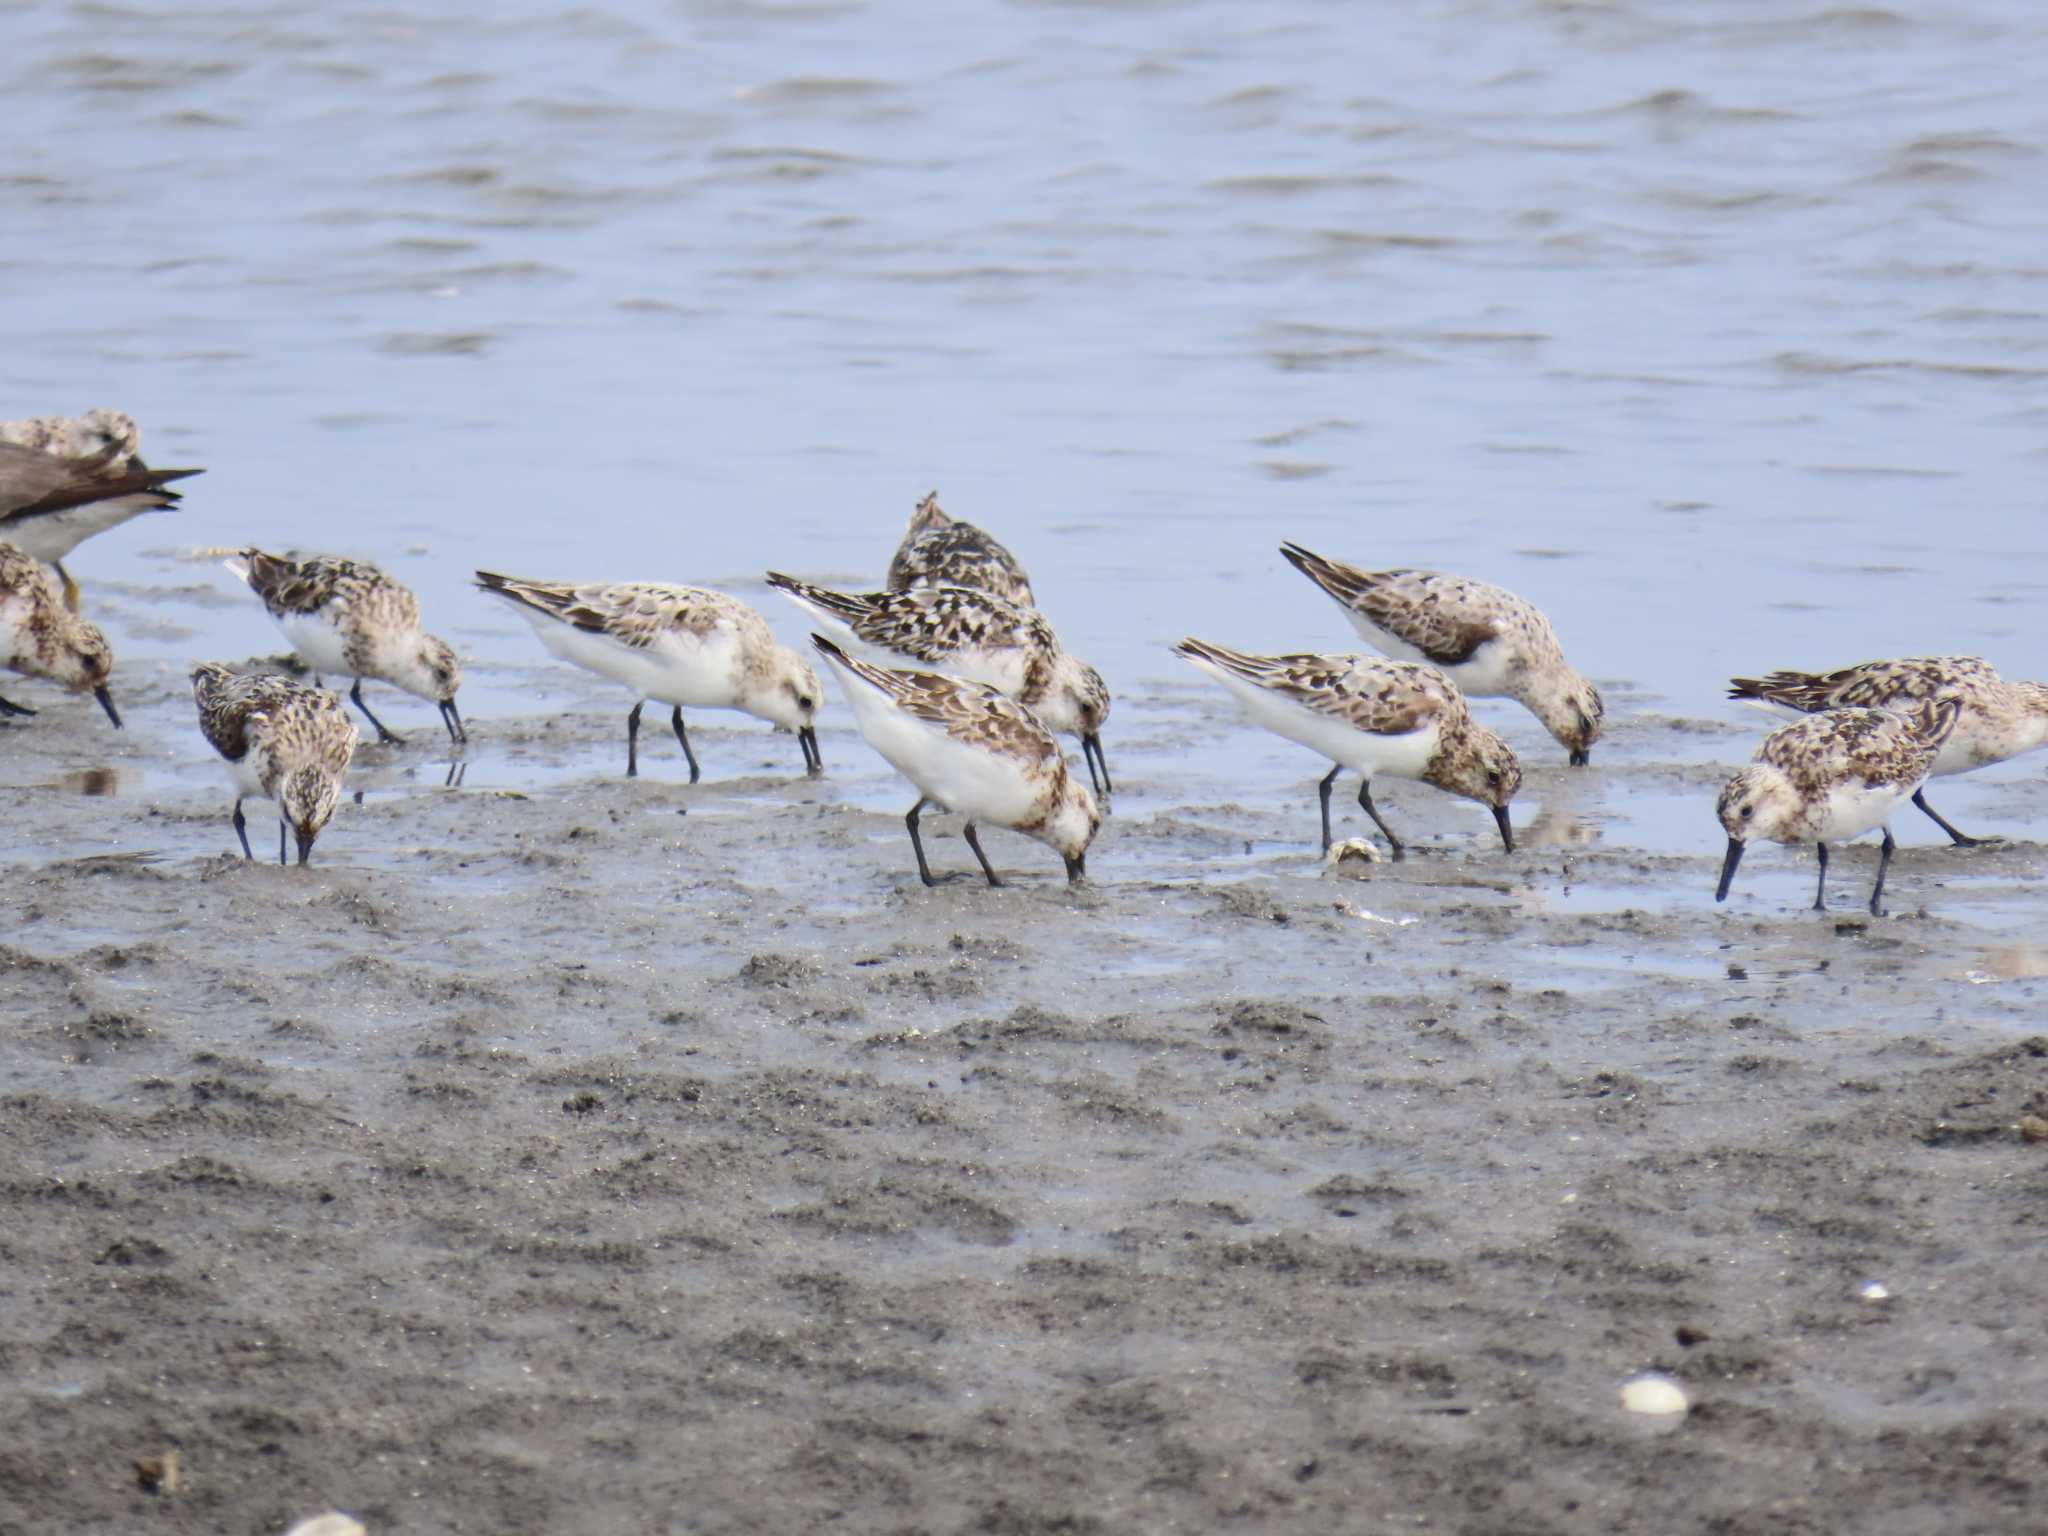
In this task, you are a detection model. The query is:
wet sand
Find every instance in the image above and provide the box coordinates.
[3,660,2046,1534]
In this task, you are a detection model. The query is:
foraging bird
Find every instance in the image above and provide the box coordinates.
[1714,696,1962,917]
[1279,543,1603,765]
[1174,638,1519,857]
[225,549,465,745]
[813,634,1099,887]
[191,663,359,866]
[476,571,822,780]
[0,541,121,727]
[1729,655,2047,847]
[886,491,1036,608]
[766,573,1112,795]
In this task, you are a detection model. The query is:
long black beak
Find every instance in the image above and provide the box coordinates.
[1492,804,1514,853]
[295,825,317,867]
[1081,733,1111,797]
[799,724,822,775]
[94,685,122,730]
[1716,838,1744,902]
[1569,748,1590,767]
[440,697,466,744]
[1064,853,1086,885]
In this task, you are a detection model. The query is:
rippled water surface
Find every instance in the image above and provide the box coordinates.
[7,0,2048,857]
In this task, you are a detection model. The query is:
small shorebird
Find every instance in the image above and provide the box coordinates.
[0,541,121,727]
[191,663,360,866]
[1279,543,1603,765]
[0,410,202,609]
[1729,656,2047,847]
[1714,696,1962,917]
[226,549,464,745]
[1174,638,1519,857]
[765,573,1112,794]
[813,634,1099,887]
[476,572,822,780]
[886,491,1036,608]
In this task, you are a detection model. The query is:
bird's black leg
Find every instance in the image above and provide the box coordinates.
[626,701,644,778]
[1868,829,1896,917]
[962,822,1004,888]
[350,678,404,746]
[1812,841,1829,912]
[1912,786,1992,848]
[1317,765,1341,853]
[671,706,701,784]
[0,693,35,719]
[1358,779,1406,861]
[905,797,939,887]
[278,819,288,866]
[231,798,253,860]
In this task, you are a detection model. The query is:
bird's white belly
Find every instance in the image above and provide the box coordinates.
[279,611,352,676]
[843,685,1039,824]
[1813,776,1918,843]
[225,751,270,801]
[534,616,744,710]
[1215,667,1441,781]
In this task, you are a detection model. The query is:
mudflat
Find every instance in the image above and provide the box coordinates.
[3,665,2044,1534]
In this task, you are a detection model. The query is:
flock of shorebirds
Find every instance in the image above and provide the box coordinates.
[4,407,2043,913]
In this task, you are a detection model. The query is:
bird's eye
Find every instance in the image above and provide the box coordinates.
[1740,805,1753,820]
[1486,770,1501,788]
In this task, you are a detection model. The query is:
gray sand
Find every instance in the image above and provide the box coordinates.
[3,660,2045,1534]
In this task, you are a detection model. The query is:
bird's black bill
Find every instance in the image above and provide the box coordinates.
[94,685,122,730]
[440,697,466,744]
[295,826,317,867]
[799,725,822,774]
[1716,838,1744,902]
[1568,748,1590,767]
[1064,854,1087,885]
[1492,804,1514,854]
[1082,733,1111,797]
[0,695,38,719]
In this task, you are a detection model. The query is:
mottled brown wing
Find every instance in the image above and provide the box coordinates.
[243,550,419,628]
[1732,656,1994,712]
[1766,708,1932,796]
[887,521,1035,607]
[1179,638,1456,736]
[855,587,1047,662]
[824,638,1059,761]
[1348,571,1502,667]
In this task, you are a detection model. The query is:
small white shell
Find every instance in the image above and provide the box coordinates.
[1859,1281,1890,1302]
[285,1516,367,1536]
[1620,1375,1688,1417]
[1326,837,1383,879]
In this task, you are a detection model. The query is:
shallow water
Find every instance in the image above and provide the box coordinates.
[7,0,2048,895]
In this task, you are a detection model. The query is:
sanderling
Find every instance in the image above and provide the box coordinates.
[1729,656,2047,847]
[0,541,120,727]
[191,663,360,866]
[1279,543,1603,765]
[812,634,1099,886]
[476,572,822,780]
[1715,695,1962,916]
[765,573,1112,794]
[1174,637,1519,857]
[886,491,1036,608]
[226,549,464,746]
[0,413,202,608]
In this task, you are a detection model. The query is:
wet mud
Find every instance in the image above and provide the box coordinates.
[3,662,2045,1534]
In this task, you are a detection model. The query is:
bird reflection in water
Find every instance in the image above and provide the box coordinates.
[44,766,122,796]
